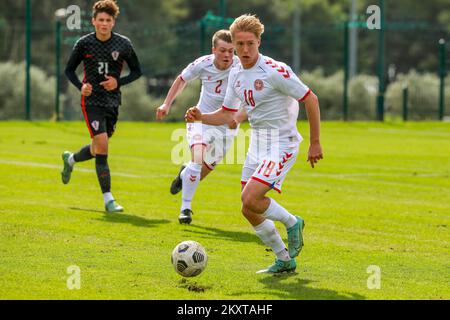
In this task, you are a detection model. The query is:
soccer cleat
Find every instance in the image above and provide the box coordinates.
[287,216,305,258]
[61,151,74,184]
[170,164,186,195]
[105,200,124,213]
[256,259,297,274]
[178,209,193,224]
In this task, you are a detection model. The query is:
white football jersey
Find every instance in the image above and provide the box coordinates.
[223,54,311,146]
[181,54,240,115]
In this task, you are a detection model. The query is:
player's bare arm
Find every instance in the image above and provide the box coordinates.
[185,106,234,126]
[303,92,323,168]
[156,76,187,120]
[228,107,247,129]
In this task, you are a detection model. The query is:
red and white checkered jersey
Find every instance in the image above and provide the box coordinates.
[181,54,240,114]
[223,54,311,146]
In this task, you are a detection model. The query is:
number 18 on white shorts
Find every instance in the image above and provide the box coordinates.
[241,143,299,193]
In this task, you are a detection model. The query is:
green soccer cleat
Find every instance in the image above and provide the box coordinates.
[170,164,186,195]
[105,200,124,213]
[287,216,305,258]
[256,259,297,274]
[61,151,74,184]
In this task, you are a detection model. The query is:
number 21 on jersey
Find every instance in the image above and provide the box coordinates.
[98,62,109,75]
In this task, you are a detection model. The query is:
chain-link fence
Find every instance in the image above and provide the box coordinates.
[0,6,448,121]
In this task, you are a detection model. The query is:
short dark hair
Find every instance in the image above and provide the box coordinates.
[93,0,120,19]
[212,30,232,48]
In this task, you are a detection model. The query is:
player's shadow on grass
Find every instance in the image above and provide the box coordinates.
[181,225,261,245]
[229,276,366,300]
[69,207,170,228]
[99,214,171,229]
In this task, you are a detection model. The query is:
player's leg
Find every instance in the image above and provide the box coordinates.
[61,145,95,184]
[92,110,122,213]
[171,122,201,195]
[171,123,217,192]
[170,155,213,195]
[178,143,206,224]
[174,122,206,223]
[200,127,232,181]
[253,148,305,259]
[200,162,213,180]
[178,125,227,223]
[61,110,96,184]
[241,179,295,274]
[241,155,294,273]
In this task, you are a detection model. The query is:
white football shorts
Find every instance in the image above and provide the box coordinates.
[241,142,299,193]
[186,122,237,170]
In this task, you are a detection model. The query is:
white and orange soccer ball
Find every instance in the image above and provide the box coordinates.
[171,240,208,277]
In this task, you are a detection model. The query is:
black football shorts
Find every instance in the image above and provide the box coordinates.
[82,103,119,138]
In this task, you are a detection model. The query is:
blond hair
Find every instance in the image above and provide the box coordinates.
[93,0,120,19]
[212,30,232,48]
[230,14,265,40]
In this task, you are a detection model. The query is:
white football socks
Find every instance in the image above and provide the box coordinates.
[103,192,114,205]
[68,154,76,167]
[254,219,290,261]
[181,162,202,211]
[262,198,297,229]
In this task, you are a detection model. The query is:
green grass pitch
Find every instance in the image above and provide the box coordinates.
[0,121,449,300]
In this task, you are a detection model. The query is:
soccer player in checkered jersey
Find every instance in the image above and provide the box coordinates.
[186,14,323,273]
[156,30,247,224]
[61,0,142,213]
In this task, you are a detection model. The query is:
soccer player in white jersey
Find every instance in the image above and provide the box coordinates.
[186,15,323,273]
[156,30,247,224]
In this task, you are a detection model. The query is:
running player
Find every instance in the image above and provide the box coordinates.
[186,14,323,273]
[156,30,246,224]
[61,0,142,213]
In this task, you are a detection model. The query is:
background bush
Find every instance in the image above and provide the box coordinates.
[301,69,377,120]
[386,71,450,120]
[1,62,447,122]
[0,62,55,120]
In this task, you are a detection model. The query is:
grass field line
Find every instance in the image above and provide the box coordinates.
[323,161,447,173]
[0,159,146,179]
[0,159,447,181]
[367,128,450,137]
[303,172,447,178]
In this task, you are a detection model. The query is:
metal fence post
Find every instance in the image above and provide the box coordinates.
[55,19,62,121]
[439,39,446,120]
[343,20,349,121]
[25,0,32,120]
[402,85,408,121]
[54,8,67,121]
[376,0,385,121]
[219,0,226,28]
[200,18,206,56]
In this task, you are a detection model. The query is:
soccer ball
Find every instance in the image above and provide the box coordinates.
[171,240,208,277]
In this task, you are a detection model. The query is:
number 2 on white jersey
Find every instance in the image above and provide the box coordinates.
[215,80,223,94]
